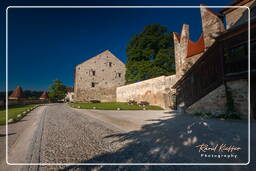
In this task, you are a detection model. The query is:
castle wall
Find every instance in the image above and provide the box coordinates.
[116,75,176,109]
[74,50,126,102]
[226,79,248,117]
[186,84,227,115]
[225,0,255,29]
[200,4,225,48]
[185,79,248,118]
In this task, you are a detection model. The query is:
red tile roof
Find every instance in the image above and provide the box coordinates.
[66,87,74,93]
[187,33,205,58]
[40,91,48,99]
[9,86,23,99]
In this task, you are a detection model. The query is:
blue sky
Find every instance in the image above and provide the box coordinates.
[0,0,232,91]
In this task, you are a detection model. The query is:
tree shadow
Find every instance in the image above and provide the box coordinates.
[60,113,249,171]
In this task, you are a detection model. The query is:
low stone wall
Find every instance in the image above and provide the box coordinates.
[226,79,248,117]
[185,79,248,118]
[116,75,176,109]
[186,84,227,115]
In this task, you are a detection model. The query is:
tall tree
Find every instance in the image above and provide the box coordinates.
[126,24,175,83]
[48,80,67,100]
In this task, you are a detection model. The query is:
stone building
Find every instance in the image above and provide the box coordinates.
[39,91,48,100]
[74,50,126,102]
[173,0,256,119]
[117,4,226,109]
[173,4,225,80]
[117,0,255,117]
[65,87,74,102]
[9,86,24,100]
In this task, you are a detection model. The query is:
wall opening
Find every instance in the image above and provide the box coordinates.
[91,82,95,87]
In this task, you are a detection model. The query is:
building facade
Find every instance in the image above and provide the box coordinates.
[74,50,126,102]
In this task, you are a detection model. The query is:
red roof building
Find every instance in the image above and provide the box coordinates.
[9,86,23,100]
[39,91,49,100]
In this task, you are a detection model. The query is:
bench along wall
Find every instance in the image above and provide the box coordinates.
[116,75,176,109]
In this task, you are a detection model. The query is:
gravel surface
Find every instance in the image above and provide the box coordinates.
[0,103,255,171]
[39,104,129,170]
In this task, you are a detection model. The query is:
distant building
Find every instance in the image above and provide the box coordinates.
[9,86,24,100]
[74,50,126,102]
[39,91,49,100]
[65,87,74,102]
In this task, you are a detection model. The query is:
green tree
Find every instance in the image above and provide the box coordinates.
[48,80,67,100]
[126,24,175,83]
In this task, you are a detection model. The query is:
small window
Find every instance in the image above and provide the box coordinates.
[92,70,96,76]
[91,82,95,87]
[118,73,121,78]
[109,62,112,67]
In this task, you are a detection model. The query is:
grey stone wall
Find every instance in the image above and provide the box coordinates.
[74,50,126,102]
[186,84,227,115]
[116,75,176,109]
[185,79,248,118]
[226,79,248,118]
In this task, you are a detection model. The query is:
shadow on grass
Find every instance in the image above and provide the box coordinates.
[60,112,249,171]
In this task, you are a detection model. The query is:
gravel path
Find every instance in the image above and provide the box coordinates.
[39,104,128,170]
[0,103,255,171]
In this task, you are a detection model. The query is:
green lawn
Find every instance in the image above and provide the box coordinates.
[69,102,163,110]
[0,104,39,125]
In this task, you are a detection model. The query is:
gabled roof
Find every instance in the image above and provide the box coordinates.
[40,91,48,99]
[9,86,23,99]
[66,87,74,93]
[76,49,125,67]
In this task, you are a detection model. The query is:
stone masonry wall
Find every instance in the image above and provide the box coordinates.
[225,0,255,29]
[74,50,126,102]
[226,79,248,118]
[186,84,227,115]
[200,4,225,48]
[116,75,176,109]
[185,79,248,118]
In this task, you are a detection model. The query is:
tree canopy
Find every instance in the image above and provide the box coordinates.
[125,24,175,83]
[48,80,67,100]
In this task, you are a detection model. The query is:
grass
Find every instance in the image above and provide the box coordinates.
[69,102,163,110]
[0,104,39,125]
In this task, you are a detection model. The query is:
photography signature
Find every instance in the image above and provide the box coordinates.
[195,144,241,153]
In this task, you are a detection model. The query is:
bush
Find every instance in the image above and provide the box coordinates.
[138,101,149,106]
[90,100,101,103]
[128,100,137,105]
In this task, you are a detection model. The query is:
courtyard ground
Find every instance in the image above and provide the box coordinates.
[0,103,254,171]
